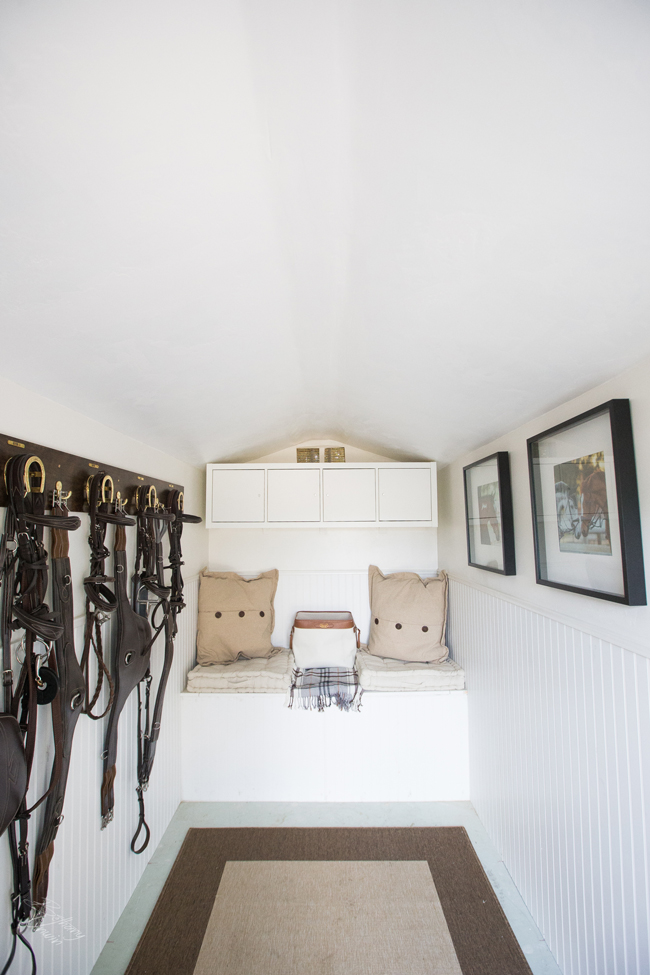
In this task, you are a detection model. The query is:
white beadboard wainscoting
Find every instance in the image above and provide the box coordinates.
[265,567,435,648]
[0,577,198,975]
[447,578,650,975]
[270,569,377,647]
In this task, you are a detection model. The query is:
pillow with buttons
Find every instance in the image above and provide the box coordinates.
[367,565,449,663]
[197,568,279,664]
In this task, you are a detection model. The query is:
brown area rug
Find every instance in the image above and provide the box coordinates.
[126,827,533,975]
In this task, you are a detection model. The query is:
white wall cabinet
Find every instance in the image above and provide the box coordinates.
[210,468,265,523]
[267,469,321,522]
[206,462,436,528]
[378,468,432,522]
[323,468,376,522]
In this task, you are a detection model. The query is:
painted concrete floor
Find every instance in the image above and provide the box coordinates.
[92,801,563,975]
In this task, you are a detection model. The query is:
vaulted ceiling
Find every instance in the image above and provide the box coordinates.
[2,0,650,466]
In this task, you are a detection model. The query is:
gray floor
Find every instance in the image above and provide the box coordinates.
[92,801,563,975]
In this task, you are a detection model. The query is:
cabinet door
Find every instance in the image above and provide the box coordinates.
[323,468,376,522]
[378,468,432,522]
[267,469,321,522]
[211,469,265,523]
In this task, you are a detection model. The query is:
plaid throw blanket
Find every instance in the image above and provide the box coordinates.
[288,668,363,713]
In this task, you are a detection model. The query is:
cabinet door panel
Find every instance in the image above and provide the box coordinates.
[211,469,265,522]
[267,469,321,522]
[323,469,376,522]
[378,468,432,522]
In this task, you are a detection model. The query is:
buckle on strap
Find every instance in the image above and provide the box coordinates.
[3,669,13,686]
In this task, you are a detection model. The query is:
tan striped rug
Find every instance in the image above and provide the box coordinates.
[126,827,532,975]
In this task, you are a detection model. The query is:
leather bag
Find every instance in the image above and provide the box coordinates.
[290,611,360,669]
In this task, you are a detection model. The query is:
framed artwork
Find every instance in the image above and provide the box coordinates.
[463,452,516,575]
[527,399,646,605]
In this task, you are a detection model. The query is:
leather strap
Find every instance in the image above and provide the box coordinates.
[32,490,84,923]
[81,473,134,720]
[100,504,151,829]
[130,488,200,854]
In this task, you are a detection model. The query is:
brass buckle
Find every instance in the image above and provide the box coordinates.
[23,456,45,495]
[101,475,114,504]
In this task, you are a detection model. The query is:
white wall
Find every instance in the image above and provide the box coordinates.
[438,353,650,975]
[0,378,206,975]
[208,525,437,577]
[250,438,401,464]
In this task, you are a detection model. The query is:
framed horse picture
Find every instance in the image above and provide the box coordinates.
[527,399,646,604]
[463,452,516,575]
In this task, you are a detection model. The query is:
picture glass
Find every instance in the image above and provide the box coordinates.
[532,409,624,596]
[465,456,504,571]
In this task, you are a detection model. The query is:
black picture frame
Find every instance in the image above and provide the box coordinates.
[527,399,646,605]
[463,451,516,575]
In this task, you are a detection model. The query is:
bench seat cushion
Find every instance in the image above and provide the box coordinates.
[186,650,293,693]
[356,649,465,692]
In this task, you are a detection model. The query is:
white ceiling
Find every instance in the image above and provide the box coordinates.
[2,0,650,467]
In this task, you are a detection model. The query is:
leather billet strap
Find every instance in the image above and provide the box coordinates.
[32,485,85,924]
[81,472,134,720]
[100,499,152,829]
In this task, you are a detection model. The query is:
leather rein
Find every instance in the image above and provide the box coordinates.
[31,483,86,926]
[129,485,175,853]
[129,487,200,854]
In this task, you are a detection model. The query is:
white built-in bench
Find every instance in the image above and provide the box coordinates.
[180,570,469,803]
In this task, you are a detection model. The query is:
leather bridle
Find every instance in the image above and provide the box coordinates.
[80,473,127,720]
[128,489,201,853]
[129,485,175,853]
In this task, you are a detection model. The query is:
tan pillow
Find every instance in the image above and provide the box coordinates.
[197,569,279,664]
[367,565,449,663]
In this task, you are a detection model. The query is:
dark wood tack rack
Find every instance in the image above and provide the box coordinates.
[0,433,184,514]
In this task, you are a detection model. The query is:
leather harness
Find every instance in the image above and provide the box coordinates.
[99,482,150,829]
[129,485,175,852]
[31,483,86,927]
[0,464,200,973]
[80,473,128,720]
[0,456,80,975]
[129,487,200,854]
